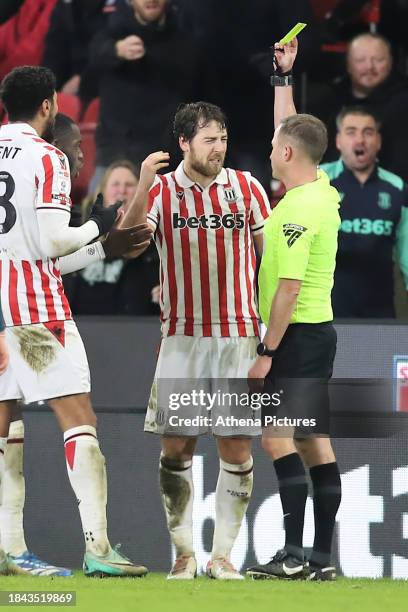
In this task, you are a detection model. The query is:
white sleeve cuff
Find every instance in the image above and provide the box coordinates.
[59,241,106,275]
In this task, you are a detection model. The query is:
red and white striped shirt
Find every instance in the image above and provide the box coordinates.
[0,123,72,326]
[147,162,271,337]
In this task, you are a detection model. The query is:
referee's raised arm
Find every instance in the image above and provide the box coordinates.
[272,38,298,128]
[246,36,342,582]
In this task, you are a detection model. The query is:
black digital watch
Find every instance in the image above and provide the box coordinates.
[256,343,277,357]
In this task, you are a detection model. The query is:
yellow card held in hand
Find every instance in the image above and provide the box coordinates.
[278,22,307,46]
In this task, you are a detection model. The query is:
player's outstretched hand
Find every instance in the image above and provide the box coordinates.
[139,151,170,191]
[103,222,153,259]
[0,332,9,375]
[274,37,298,74]
[89,193,123,236]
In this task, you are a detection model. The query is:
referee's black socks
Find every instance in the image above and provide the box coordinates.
[309,462,342,568]
[274,452,308,561]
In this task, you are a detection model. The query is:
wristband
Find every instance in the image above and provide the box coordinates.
[270,73,293,87]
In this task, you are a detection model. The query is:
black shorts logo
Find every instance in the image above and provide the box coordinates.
[282,223,307,247]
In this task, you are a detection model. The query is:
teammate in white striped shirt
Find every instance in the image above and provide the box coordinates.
[123,102,272,580]
[0,66,148,577]
[0,111,152,576]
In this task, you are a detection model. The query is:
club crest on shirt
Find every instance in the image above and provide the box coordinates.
[378,192,391,210]
[57,154,66,170]
[282,223,307,247]
[176,190,184,201]
[223,187,237,203]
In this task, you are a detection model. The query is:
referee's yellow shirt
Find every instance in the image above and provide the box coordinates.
[259,170,341,325]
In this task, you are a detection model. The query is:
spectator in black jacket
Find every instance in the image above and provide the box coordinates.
[88,0,199,187]
[307,33,408,181]
[42,0,118,102]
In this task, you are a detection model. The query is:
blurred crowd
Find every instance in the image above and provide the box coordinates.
[1,0,408,319]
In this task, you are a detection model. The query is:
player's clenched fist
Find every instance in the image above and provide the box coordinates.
[139,151,170,191]
[274,37,298,74]
[116,35,145,61]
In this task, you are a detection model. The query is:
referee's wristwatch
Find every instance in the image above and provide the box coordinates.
[256,342,277,357]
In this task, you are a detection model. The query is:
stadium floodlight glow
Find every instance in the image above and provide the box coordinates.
[278,22,307,45]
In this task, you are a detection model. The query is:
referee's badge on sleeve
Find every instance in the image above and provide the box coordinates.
[282,223,307,247]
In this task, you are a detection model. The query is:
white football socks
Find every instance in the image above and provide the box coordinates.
[159,454,194,557]
[0,420,27,556]
[63,425,110,557]
[0,436,7,563]
[212,457,253,560]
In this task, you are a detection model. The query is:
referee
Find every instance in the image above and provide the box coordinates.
[247,38,341,581]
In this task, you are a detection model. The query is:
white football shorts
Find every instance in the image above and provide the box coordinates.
[144,335,260,437]
[0,320,90,404]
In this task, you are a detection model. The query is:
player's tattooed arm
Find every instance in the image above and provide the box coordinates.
[119,151,170,228]
[273,38,298,129]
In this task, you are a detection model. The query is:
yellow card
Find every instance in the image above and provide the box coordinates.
[278,23,307,45]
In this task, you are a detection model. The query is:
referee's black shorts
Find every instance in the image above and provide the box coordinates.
[262,322,337,437]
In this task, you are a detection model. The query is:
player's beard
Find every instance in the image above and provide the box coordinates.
[189,153,225,179]
[42,115,56,143]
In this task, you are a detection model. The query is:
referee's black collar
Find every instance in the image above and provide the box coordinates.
[338,158,379,186]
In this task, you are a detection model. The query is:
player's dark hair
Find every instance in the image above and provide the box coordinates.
[336,106,382,132]
[54,113,76,141]
[0,65,56,122]
[279,114,328,164]
[173,101,227,142]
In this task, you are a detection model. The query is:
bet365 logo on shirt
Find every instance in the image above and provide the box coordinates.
[341,218,394,236]
[172,212,245,230]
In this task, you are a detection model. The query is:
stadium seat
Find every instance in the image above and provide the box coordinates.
[310,0,338,22]
[315,0,382,54]
[81,98,100,124]
[311,0,380,26]
[71,122,97,202]
[57,92,81,122]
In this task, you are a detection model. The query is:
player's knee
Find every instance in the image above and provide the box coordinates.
[295,437,335,467]
[261,436,295,460]
[261,436,279,458]
[161,436,195,461]
[217,438,251,464]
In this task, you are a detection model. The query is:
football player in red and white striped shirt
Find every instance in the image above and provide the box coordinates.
[123,102,272,580]
[0,66,147,577]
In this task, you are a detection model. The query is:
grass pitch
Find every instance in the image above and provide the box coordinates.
[1,573,407,612]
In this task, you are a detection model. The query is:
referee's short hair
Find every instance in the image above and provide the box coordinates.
[279,114,328,165]
[173,101,227,142]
